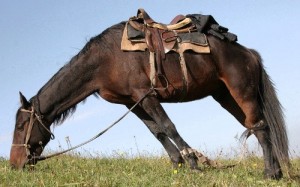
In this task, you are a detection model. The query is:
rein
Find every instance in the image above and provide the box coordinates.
[13,89,153,163]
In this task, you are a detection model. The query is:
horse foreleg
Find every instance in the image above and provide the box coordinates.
[137,96,200,170]
[126,105,184,167]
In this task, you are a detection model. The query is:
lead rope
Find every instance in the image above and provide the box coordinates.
[33,89,153,161]
[180,148,237,169]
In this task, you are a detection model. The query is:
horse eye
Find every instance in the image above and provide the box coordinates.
[16,122,25,131]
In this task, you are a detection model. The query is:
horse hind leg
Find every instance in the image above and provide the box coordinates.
[215,80,282,179]
[212,83,246,125]
[253,129,283,179]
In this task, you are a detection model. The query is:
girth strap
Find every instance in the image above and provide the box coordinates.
[179,52,188,98]
[148,51,188,97]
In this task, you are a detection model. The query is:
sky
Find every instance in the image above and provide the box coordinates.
[1,1,299,159]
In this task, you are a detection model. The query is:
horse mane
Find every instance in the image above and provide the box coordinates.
[33,22,126,126]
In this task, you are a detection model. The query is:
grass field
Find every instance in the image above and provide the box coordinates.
[1,151,299,187]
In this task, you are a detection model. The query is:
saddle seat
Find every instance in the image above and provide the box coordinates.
[136,9,193,31]
[152,17,192,31]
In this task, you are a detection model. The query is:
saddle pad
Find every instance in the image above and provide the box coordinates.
[121,23,147,51]
[175,42,210,54]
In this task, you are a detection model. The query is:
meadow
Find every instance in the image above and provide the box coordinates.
[0,151,299,186]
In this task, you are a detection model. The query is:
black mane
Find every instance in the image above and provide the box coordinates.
[33,22,126,125]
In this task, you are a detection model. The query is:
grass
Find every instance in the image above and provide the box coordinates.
[0,152,299,186]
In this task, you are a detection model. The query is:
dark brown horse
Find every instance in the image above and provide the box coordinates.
[10,20,289,179]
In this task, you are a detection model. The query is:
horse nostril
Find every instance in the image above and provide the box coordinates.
[27,154,33,160]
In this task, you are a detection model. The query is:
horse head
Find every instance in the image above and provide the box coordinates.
[10,92,53,169]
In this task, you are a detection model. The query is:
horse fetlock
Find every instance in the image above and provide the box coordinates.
[170,155,185,167]
[264,168,283,180]
[180,148,199,169]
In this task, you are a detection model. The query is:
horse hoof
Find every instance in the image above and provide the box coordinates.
[191,166,202,172]
[264,170,283,180]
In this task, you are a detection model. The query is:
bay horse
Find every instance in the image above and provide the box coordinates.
[10,19,289,179]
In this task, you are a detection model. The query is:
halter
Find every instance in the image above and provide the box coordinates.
[11,89,153,163]
[11,107,55,161]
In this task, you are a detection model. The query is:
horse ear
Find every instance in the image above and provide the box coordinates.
[19,92,30,108]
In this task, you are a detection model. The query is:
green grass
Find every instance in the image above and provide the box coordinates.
[0,153,299,186]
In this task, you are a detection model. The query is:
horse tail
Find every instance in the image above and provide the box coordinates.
[251,49,290,170]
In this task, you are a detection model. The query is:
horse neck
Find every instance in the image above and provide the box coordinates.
[34,47,101,124]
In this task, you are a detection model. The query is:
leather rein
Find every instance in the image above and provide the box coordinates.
[11,89,153,164]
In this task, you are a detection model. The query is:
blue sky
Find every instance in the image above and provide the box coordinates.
[1,1,299,158]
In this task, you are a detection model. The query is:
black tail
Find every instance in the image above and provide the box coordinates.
[252,49,290,170]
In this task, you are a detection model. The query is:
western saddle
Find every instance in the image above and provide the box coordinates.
[123,8,237,94]
[128,9,196,78]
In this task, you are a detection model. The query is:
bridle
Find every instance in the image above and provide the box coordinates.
[11,89,154,165]
[11,107,55,162]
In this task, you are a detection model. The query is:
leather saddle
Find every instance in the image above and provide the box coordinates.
[123,9,237,94]
[127,8,198,75]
